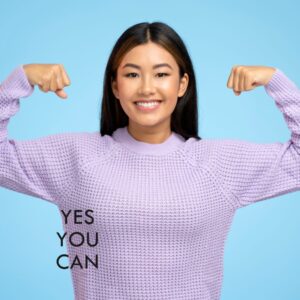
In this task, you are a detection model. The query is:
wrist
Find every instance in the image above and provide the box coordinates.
[22,64,34,86]
[264,67,277,85]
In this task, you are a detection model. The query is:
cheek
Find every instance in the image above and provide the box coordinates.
[160,78,179,95]
[116,80,136,116]
[117,80,135,100]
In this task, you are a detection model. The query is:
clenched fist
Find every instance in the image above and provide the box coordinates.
[23,64,71,99]
[227,65,276,96]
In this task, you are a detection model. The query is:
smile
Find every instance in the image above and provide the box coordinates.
[134,100,162,111]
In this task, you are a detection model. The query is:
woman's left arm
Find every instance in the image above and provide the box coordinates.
[210,65,300,209]
[227,65,300,154]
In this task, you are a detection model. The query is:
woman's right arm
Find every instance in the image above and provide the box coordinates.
[0,65,87,206]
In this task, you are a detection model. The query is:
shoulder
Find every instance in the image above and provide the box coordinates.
[184,137,263,167]
[16,130,115,163]
[55,130,115,157]
[183,137,218,167]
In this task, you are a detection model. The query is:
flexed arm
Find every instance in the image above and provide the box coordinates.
[0,64,86,205]
[208,65,300,209]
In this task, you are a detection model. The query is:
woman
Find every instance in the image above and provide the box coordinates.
[0,21,299,300]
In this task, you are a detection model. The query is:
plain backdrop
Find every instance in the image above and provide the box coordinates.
[0,0,299,299]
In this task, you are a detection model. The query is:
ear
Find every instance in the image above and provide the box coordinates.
[177,73,189,98]
[111,79,119,99]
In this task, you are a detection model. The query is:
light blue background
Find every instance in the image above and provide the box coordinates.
[0,1,299,299]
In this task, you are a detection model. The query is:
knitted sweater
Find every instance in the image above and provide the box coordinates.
[0,65,299,300]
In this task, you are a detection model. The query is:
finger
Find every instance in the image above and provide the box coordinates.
[41,78,50,92]
[56,70,64,90]
[50,73,57,91]
[55,89,68,99]
[60,66,71,86]
[227,69,234,89]
[239,72,245,92]
[233,69,239,93]
[244,73,255,91]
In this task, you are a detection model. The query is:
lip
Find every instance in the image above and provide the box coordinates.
[134,100,162,112]
[134,99,163,103]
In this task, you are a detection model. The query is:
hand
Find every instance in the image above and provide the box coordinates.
[227,65,276,96]
[23,64,71,99]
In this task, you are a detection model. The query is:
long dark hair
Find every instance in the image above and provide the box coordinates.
[100,21,201,141]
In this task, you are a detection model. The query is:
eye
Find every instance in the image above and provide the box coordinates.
[156,73,169,78]
[125,73,138,78]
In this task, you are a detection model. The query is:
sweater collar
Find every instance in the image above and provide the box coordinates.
[112,126,185,155]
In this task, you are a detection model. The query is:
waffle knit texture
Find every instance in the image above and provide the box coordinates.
[1,65,299,300]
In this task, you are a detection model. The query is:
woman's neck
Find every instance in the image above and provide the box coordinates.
[127,123,172,144]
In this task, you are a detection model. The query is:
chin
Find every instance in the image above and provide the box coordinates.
[130,118,170,130]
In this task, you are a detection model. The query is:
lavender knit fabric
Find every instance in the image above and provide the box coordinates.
[1,65,299,300]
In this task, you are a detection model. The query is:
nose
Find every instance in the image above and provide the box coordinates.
[138,75,156,96]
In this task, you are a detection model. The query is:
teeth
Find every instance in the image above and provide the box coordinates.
[136,101,161,107]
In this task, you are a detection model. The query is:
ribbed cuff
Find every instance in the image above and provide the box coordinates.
[264,68,299,98]
[1,65,35,99]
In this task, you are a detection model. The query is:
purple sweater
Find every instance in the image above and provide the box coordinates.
[1,65,299,300]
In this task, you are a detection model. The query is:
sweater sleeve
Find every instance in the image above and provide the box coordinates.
[0,65,87,206]
[210,68,300,210]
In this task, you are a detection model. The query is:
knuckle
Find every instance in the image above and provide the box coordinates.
[246,70,252,77]
[243,69,250,77]
[50,82,56,90]
[235,66,242,72]
[54,64,61,72]
[41,75,48,81]
[57,81,63,89]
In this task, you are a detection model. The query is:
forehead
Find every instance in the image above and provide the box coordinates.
[119,42,177,68]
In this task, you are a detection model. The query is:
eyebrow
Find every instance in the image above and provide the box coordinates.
[122,63,173,70]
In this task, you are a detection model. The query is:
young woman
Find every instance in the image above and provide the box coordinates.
[1,21,299,300]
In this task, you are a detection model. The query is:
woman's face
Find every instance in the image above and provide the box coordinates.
[112,42,189,132]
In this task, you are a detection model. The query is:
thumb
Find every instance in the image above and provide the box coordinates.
[55,89,68,99]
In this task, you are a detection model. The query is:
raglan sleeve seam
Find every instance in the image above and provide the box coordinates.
[201,164,240,211]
